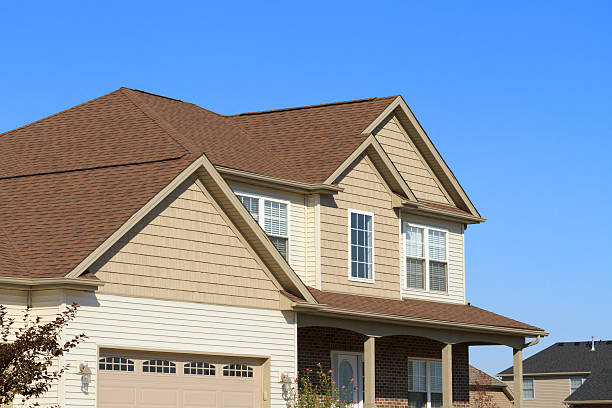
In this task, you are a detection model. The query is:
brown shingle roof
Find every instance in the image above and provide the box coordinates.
[230,96,397,184]
[469,365,507,388]
[306,287,544,332]
[0,88,397,278]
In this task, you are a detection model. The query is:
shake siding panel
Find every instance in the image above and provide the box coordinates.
[94,180,280,309]
[62,291,296,408]
[320,155,400,298]
[374,116,452,204]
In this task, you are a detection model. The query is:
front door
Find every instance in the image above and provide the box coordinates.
[334,353,363,408]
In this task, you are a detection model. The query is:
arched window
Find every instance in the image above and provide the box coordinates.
[184,361,215,375]
[222,364,253,378]
[98,357,134,372]
[143,359,176,374]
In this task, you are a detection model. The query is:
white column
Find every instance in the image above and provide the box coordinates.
[513,348,523,408]
[442,343,453,408]
[364,336,376,408]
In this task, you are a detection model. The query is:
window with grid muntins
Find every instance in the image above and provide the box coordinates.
[404,223,447,292]
[222,364,253,378]
[523,378,535,399]
[99,357,134,372]
[184,361,215,376]
[570,377,582,394]
[350,211,373,280]
[143,359,176,374]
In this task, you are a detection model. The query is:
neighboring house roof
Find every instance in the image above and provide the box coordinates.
[499,341,612,404]
[297,287,544,334]
[566,368,612,403]
[499,341,612,375]
[470,365,508,388]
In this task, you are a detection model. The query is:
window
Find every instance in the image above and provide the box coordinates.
[237,194,289,259]
[523,378,535,400]
[184,361,215,376]
[143,359,176,374]
[408,360,442,408]
[223,364,253,378]
[349,210,374,282]
[404,222,447,292]
[570,377,582,394]
[98,357,134,372]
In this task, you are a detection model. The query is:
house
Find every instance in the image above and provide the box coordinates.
[469,366,513,408]
[0,88,547,408]
[499,340,612,408]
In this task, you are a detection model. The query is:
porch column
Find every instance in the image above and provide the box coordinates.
[513,348,523,408]
[364,336,376,408]
[442,343,453,408]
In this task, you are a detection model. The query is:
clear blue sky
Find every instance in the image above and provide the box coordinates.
[1,1,611,376]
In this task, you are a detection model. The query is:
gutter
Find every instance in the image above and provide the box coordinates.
[565,401,612,405]
[291,302,548,338]
[0,276,104,291]
[216,166,343,194]
[400,201,487,224]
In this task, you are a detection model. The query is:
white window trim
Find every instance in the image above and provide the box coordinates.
[523,377,535,400]
[407,358,442,408]
[402,221,449,293]
[234,191,291,263]
[347,208,375,283]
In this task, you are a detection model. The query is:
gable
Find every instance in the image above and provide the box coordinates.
[91,177,283,309]
[374,115,452,205]
[320,153,400,299]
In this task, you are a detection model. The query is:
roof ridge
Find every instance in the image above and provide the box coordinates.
[0,88,124,138]
[0,157,183,181]
[234,95,399,116]
[188,103,300,178]
[120,88,196,155]
[127,88,184,103]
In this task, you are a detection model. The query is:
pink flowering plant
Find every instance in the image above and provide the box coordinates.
[287,363,356,408]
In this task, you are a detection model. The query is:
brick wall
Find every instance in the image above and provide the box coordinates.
[298,327,470,408]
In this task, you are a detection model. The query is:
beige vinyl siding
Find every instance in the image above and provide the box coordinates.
[504,376,573,408]
[93,178,281,309]
[400,214,465,304]
[374,115,452,205]
[0,289,62,407]
[0,288,28,330]
[62,290,297,408]
[320,154,400,298]
[228,181,308,283]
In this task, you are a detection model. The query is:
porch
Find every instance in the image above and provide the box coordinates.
[291,288,547,408]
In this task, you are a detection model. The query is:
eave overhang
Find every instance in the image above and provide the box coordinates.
[216,166,343,195]
[0,276,104,291]
[291,301,548,339]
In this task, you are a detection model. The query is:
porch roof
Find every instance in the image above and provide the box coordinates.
[289,287,545,337]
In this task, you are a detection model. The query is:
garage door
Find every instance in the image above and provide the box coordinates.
[98,350,264,408]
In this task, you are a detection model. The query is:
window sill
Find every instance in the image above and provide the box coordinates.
[402,287,449,296]
[349,277,375,284]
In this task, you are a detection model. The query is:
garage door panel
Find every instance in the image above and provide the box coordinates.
[221,391,257,408]
[99,350,262,408]
[183,389,217,408]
